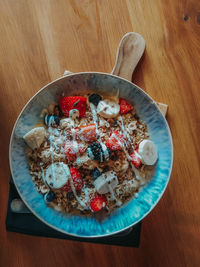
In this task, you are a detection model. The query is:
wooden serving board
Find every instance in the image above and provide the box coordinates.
[111,32,168,117]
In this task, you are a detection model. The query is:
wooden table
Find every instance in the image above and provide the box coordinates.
[0,0,200,266]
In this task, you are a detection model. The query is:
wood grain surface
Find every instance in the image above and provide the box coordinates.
[0,0,200,266]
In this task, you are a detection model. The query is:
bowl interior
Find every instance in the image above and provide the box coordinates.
[10,72,173,237]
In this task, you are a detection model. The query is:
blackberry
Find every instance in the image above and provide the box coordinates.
[88,93,102,106]
[91,167,101,180]
[44,191,55,203]
[88,142,105,162]
[54,105,63,117]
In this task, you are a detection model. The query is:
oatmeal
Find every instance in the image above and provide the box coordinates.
[23,93,158,215]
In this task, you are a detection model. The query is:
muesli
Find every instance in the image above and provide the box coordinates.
[23,93,158,215]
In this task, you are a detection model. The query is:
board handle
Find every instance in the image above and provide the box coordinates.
[111,32,145,82]
[111,32,168,116]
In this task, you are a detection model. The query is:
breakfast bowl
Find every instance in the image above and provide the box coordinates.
[9,33,173,237]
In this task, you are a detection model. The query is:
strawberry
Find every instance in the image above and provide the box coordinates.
[71,124,97,142]
[64,140,85,161]
[119,98,133,114]
[130,148,142,168]
[59,96,86,117]
[90,195,107,212]
[61,167,83,192]
[105,131,124,150]
[79,123,97,142]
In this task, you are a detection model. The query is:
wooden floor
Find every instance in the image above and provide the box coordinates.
[0,0,200,266]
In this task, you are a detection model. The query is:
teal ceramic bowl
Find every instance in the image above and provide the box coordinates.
[9,72,173,237]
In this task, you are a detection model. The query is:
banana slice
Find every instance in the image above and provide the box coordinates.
[23,127,46,150]
[44,162,70,189]
[138,140,158,165]
[97,99,120,119]
[94,171,118,194]
[94,175,108,194]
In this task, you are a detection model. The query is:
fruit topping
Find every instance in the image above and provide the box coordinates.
[88,142,110,162]
[97,99,120,118]
[54,105,63,117]
[91,167,101,180]
[130,149,142,168]
[44,191,56,203]
[64,140,85,161]
[44,162,71,189]
[93,170,118,194]
[44,115,60,127]
[61,167,83,192]
[70,124,97,142]
[79,123,97,142]
[23,127,46,150]
[90,195,107,212]
[105,131,125,151]
[59,96,86,117]
[119,98,133,114]
[138,140,158,165]
[88,93,102,106]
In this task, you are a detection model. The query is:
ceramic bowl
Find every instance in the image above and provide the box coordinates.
[9,72,173,237]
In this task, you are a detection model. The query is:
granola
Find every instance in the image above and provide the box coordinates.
[24,93,158,215]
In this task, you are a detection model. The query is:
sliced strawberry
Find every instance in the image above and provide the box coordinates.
[90,195,107,212]
[71,124,97,142]
[119,98,133,114]
[79,124,97,142]
[64,140,85,161]
[130,149,142,168]
[61,167,83,192]
[105,131,125,150]
[59,96,86,117]
[70,128,79,140]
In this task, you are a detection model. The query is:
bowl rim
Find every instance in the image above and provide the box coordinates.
[9,71,174,238]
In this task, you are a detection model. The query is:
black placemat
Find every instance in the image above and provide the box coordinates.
[6,177,141,247]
